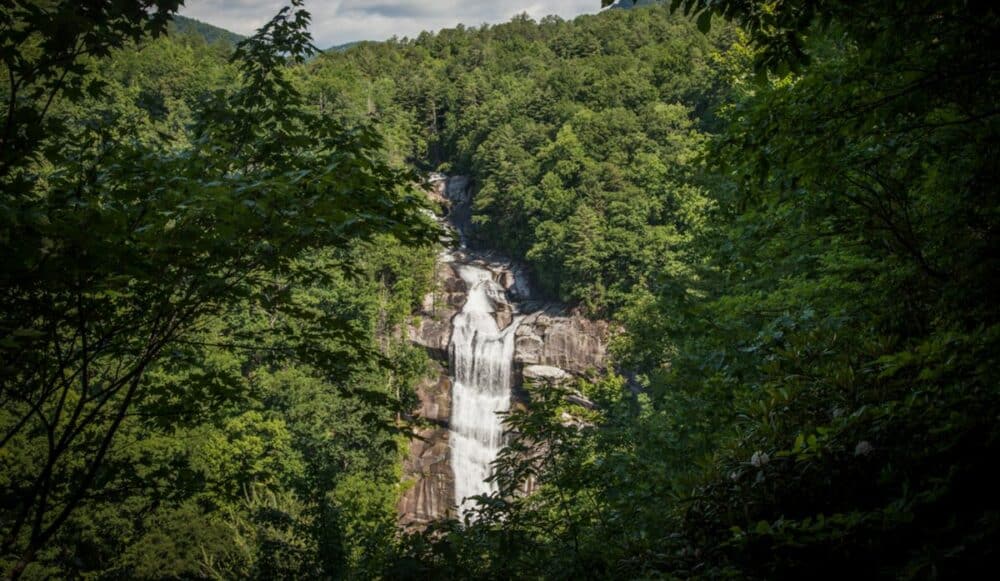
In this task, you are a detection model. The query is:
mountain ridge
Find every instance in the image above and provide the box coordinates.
[170,14,245,45]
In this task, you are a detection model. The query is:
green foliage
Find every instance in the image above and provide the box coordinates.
[305,6,740,315]
[1,1,436,578]
[3,0,997,578]
[389,1,1000,578]
[170,14,246,47]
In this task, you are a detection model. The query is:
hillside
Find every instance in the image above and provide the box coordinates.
[170,14,245,45]
[326,41,364,52]
[607,0,662,8]
[2,1,998,579]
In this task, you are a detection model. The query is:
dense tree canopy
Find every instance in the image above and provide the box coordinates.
[314,1,999,578]
[1,1,435,577]
[2,0,997,578]
[305,6,741,314]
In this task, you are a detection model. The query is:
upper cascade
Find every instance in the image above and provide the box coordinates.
[448,263,523,517]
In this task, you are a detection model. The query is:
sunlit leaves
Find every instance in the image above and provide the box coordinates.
[0,1,437,576]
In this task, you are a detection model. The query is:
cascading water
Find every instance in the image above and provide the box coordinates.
[448,261,522,517]
[398,175,600,527]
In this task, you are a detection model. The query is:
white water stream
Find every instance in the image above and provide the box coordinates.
[448,261,522,517]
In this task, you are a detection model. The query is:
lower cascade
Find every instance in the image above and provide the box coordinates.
[448,261,523,517]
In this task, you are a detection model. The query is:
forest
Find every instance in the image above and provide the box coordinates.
[1,0,997,578]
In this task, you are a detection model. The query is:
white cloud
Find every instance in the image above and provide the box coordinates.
[179,0,597,47]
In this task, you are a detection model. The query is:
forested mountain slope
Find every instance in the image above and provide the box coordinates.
[306,2,1000,578]
[302,7,741,315]
[170,14,246,46]
[1,3,435,578]
[2,0,998,579]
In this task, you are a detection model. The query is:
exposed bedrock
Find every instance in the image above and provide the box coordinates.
[514,309,610,377]
[397,361,456,527]
[397,175,609,527]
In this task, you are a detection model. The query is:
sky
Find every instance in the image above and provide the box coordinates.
[179,1,601,48]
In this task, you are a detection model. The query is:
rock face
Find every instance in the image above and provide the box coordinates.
[522,365,570,382]
[397,362,455,527]
[398,255,462,528]
[397,175,609,527]
[515,309,610,377]
[398,429,453,524]
[408,259,465,359]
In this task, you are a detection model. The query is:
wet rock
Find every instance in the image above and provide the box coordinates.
[493,301,514,329]
[498,270,516,291]
[425,176,448,208]
[400,174,610,527]
[445,176,472,204]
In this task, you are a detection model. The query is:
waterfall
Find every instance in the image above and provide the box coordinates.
[448,262,522,518]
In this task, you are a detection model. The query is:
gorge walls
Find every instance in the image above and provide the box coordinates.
[397,176,610,527]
